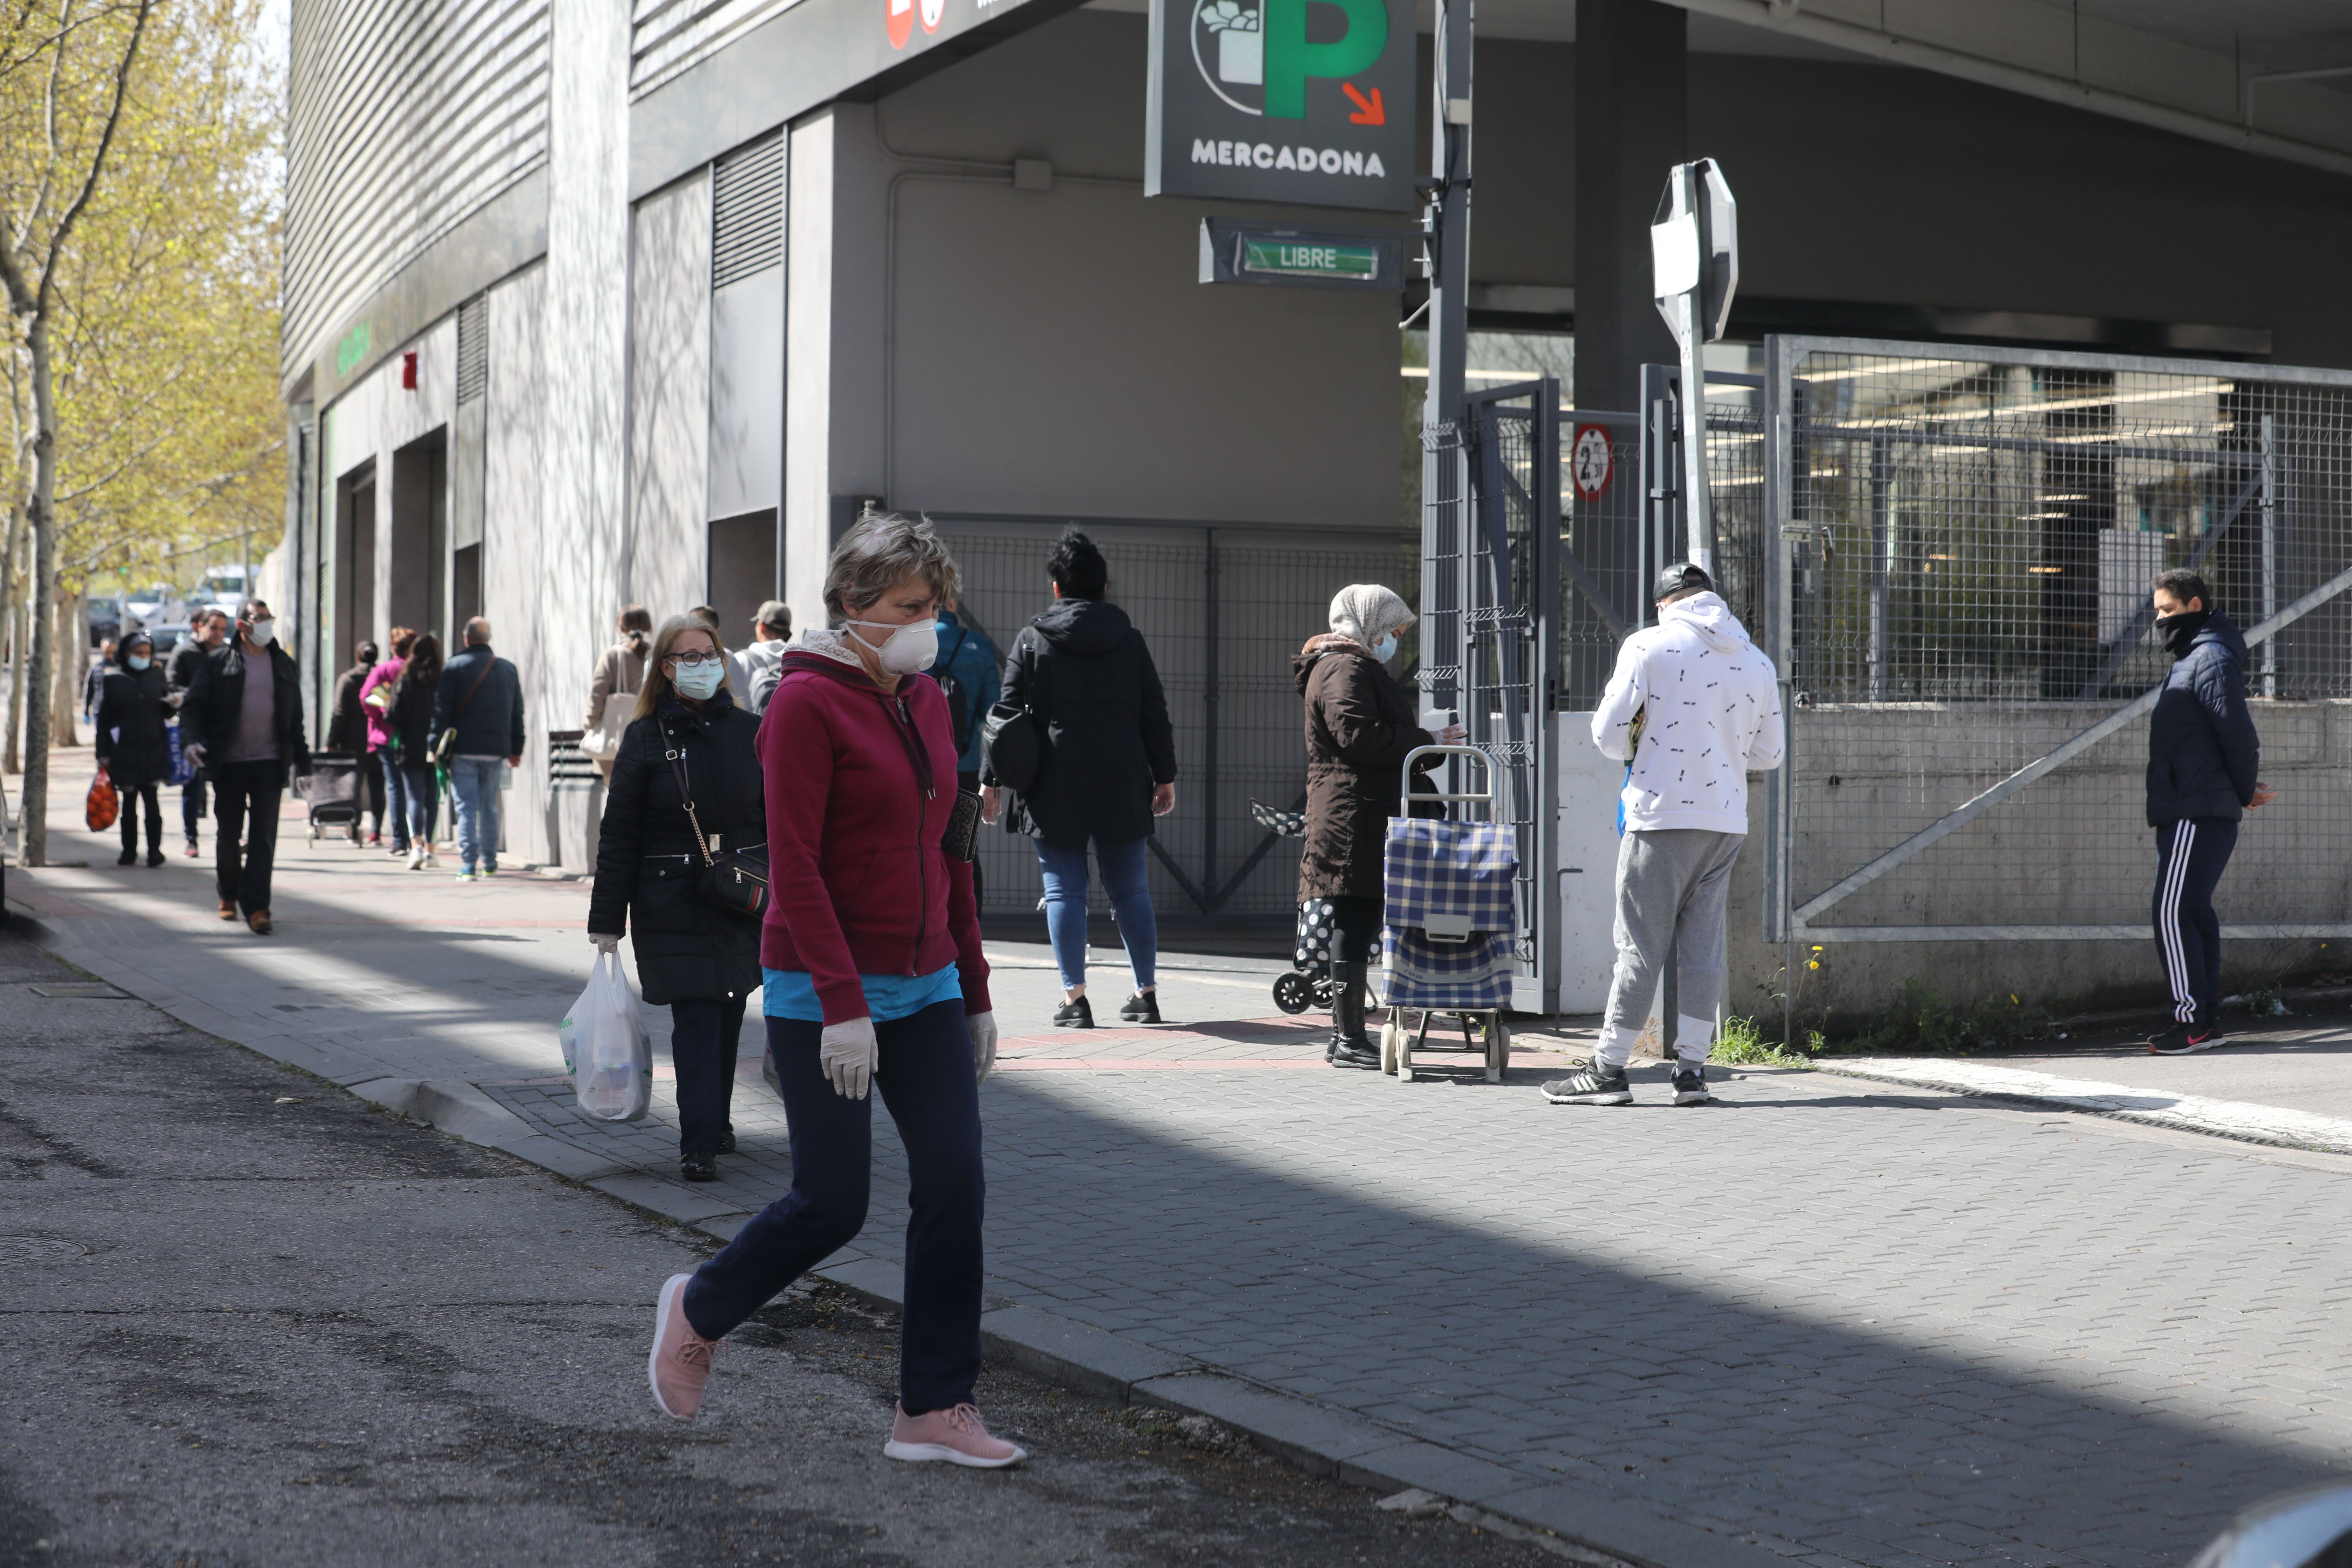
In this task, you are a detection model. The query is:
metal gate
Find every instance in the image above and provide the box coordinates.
[1760,337,2352,946]
[931,516,1414,922]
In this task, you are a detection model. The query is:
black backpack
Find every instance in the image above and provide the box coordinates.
[927,625,975,754]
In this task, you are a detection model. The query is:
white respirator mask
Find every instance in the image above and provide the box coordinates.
[847,618,939,674]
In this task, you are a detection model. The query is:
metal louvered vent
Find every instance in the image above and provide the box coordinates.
[712,131,784,289]
[456,296,489,404]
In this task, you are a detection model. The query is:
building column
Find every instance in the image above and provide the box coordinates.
[1572,0,1685,415]
[782,104,887,636]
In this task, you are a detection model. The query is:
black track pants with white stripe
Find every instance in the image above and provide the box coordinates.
[2152,817,2238,1028]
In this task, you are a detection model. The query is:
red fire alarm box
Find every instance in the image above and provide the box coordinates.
[401,351,418,390]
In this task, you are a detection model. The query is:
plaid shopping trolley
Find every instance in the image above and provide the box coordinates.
[1378,745,1518,1081]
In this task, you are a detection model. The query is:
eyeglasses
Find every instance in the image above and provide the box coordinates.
[666,651,723,668]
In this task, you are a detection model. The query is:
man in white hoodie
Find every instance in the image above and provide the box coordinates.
[1546,564,1785,1107]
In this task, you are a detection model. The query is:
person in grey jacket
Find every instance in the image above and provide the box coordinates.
[2143,568,2274,1056]
[433,616,526,881]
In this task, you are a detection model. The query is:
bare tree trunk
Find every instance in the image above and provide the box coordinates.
[2,501,23,774]
[51,580,80,749]
[22,315,56,864]
[4,591,22,776]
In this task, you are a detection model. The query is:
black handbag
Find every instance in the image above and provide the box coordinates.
[662,742,769,921]
[979,702,1041,793]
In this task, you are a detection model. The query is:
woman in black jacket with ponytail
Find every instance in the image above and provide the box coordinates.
[586,615,766,1182]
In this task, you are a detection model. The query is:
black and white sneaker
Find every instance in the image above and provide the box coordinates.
[2148,1022,2226,1055]
[1672,1067,1715,1105]
[1053,996,1095,1029]
[1118,991,1161,1024]
[1542,1064,1633,1105]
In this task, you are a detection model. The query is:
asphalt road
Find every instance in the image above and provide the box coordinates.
[0,925,1580,1568]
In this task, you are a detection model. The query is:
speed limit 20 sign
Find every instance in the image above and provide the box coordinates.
[1570,424,1614,501]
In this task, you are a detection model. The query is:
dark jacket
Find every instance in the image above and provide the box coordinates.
[759,646,990,1024]
[432,642,526,758]
[385,665,441,765]
[182,640,310,780]
[324,663,371,753]
[588,688,765,1006]
[929,610,1001,775]
[95,663,172,791]
[1295,640,1436,901]
[164,637,210,708]
[82,658,107,719]
[988,599,1177,846]
[2147,609,2260,826]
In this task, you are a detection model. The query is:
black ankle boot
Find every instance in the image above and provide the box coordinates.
[1328,962,1378,1067]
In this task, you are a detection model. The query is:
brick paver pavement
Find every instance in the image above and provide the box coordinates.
[11,757,2352,1567]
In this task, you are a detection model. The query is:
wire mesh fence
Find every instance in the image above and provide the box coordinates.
[1766,341,2352,938]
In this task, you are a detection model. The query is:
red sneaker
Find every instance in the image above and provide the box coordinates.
[646,1273,717,1419]
[883,1402,1027,1468]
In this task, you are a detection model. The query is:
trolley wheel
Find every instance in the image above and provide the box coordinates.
[1272,972,1315,1015]
[1396,1010,1418,1083]
[1486,1015,1510,1084]
[1379,1016,1399,1074]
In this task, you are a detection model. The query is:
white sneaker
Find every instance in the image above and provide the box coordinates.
[406,846,426,870]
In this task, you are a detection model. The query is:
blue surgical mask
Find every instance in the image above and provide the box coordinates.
[672,660,725,700]
[1372,632,1399,662]
[128,655,152,671]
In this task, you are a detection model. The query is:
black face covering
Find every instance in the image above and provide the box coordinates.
[2156,608,2210,660]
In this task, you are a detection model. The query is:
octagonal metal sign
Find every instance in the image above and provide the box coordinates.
[1145,0,1416,212]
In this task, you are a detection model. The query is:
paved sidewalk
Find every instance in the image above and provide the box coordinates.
[11,751,2352,1567]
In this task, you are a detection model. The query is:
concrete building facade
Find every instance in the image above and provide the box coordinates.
[282,0,2352,1011]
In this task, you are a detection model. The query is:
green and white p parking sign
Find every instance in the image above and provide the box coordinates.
[1146,0,1416,212]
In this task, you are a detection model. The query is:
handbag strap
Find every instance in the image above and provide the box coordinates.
[660,737,716,867]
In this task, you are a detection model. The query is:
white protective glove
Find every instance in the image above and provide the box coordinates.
[967,1011,997,1085]
[820,1016,879,1100]
[589,933,620,957]
[182,741,206,769]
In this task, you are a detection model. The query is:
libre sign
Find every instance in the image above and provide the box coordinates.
[1198,218,1403,289]
[1146,0,1414,211]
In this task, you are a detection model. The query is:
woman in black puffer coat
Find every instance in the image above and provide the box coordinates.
[588,616,766,1182]
[96,631,173,867]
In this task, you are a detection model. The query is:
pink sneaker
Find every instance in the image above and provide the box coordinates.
[883,1402,1027,1468]
[647,1273,717,1419]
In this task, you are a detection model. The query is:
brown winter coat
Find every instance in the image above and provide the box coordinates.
[1295,639,1435,902]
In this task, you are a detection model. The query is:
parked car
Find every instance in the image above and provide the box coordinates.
[145,624,192,655]
[2190,1483,2352,1567]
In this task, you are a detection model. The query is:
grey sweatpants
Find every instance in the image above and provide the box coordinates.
[1596,828,1745,1069]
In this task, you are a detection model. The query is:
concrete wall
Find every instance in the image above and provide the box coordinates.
[626,170,715,621]
[317,314,459,665]
[1706,701,2352,1032]
[482,264,558,868]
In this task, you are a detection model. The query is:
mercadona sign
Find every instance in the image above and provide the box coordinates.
[1145,0,1415,212]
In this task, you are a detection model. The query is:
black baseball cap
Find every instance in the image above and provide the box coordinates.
[1654,562,1712,601]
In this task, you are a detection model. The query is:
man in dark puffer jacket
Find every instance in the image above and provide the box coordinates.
[2143,568,2274,1056]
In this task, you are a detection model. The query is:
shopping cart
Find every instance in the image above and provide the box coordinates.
[1377,745,1518,1083]
[296,751,365,844]
[1247,799,1345,1015]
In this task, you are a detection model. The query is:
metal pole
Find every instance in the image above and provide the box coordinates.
[1202,529,1220,897]
[2260,414,2278,699]
[1420,0,1472,705]
[1666,168,1715,574]
[1869,432,1890,702]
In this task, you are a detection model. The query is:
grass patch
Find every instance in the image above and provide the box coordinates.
[1844,980,2054,1056]
[1711,1015,1823,1069]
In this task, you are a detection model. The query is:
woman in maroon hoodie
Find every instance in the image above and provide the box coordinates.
[645,513,1020,1468]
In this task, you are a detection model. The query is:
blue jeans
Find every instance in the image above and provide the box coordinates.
[1035,835,1157,993]
[379,752,412,849]
[684,1001,984,1414]
[401,763,440,847]
[448,756,504,870]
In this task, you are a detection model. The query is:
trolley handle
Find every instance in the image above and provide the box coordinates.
[1400,743,1499,807]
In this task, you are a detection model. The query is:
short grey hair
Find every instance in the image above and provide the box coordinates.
[823,512,962,622]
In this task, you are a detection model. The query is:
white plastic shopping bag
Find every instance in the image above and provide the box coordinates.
[559,950,653,1122]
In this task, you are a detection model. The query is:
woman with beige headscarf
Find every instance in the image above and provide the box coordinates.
[1293,584,1465,1067]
